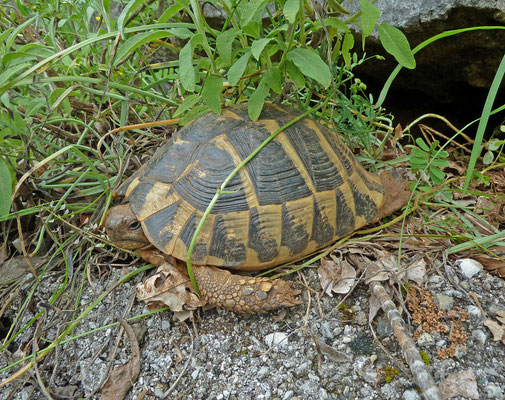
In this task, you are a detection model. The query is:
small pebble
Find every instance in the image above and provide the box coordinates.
[466,305,481,318]
[403,389,421,400]
[416,332,434,346]
[486,383,503,399]
[435,294,454,311]
[282,391,294,400]
[472,329,487,345]
[456,258,482,278]
[258,366,269,379]
[265,332,289,348]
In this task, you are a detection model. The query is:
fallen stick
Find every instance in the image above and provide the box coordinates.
[369,280,443,400]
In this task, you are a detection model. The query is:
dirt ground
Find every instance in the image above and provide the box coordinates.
[1,253,504,399]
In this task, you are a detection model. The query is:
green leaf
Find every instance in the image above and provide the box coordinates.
[409,158,428,169]
[287,48,331,87]
[167,27,195,39]
[248,78,270,121]
[415,138,430,152]
[228,51,251,86]
[181,104,210,126]
[410,148,428,158]
[378,23,416,69]
[240,0,269,27]
[1,92,10,108]
[310,17,350,33]
[179,42,196,91]
[267,24,290,37]
[360,0,380,38]
[174,94,201,117]
[284,0,300,24]
[251,38,272,61]
[159,3,185,23]
[202,75,224,114]
[6,16,36,50]
[243,21,261,39]
[115,31,175,63]
[0,63,30,87]
[483,150,494,165]
[216,29,239,66]
[286,60,305,88]
[117,0,145,38]
[264,68,282,93]
[429,166,445,185]
[430,158,450,168]
[0,158,12,218]
[342,33,354,67]
[487,138,503,151]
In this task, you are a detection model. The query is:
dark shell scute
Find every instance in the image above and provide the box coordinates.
[142,201,181,250]
[284,120,345,192]
[172,141,249,213]
[227,125,312,206]
[248,207,279,263]
[209,215,247,266]
[178,211,207,262]
[310,196,335,246]
[349,180,378,223]
[281,203,309,256]
[335,188,355,238]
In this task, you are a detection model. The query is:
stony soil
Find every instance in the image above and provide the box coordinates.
[1,259,504,400]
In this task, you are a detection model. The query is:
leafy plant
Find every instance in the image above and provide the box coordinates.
[409,138,450,186]
[482,136,505,165]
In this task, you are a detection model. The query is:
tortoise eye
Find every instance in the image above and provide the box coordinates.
[128,221,141,231]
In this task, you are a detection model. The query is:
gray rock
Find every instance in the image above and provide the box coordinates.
[282,390,294,400]
[486,383,504,398]
[472,329,488,344]
[265,332,289,349]
[403,389,422,400]
[435,294,455,311]
[258,366,270,379]
[456,258,483,278]
[416,332,435,346]
[466,305,482,318]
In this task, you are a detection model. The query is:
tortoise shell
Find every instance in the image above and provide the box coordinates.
[117,103,385,270]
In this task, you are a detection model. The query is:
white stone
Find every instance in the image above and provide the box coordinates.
[456,258,482,278]
[403,389,421,400]
[265,332,289,348]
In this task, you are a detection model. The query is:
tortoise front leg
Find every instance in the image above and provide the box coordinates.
[194,266,301,313]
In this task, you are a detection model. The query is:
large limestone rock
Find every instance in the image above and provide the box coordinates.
[343,0,505,124]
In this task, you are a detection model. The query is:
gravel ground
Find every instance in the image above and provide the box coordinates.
[1,259,504,400]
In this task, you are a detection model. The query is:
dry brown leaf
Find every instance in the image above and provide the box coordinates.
[318,342,352,362]
[364,250,426,286]
[136,263,203,312]
[472,254,505,278]
[363,250,397,283]
[100,317,140,400]
[0,255,47,282]
[318,257,356,296]
[439,369,479,399]
[497,310,505,324]
[484,312,505,345]
[403,258,427,285]
[368,291,382,323]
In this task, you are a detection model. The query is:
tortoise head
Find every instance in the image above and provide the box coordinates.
[105,203,151,250]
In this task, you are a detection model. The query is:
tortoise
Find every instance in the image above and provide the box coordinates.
[105,103,409,313]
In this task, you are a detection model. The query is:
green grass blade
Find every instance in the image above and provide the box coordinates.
[463,54,505,192]
[376,26,505,108]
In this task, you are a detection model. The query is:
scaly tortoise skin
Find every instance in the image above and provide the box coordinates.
[105,103,399,313]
